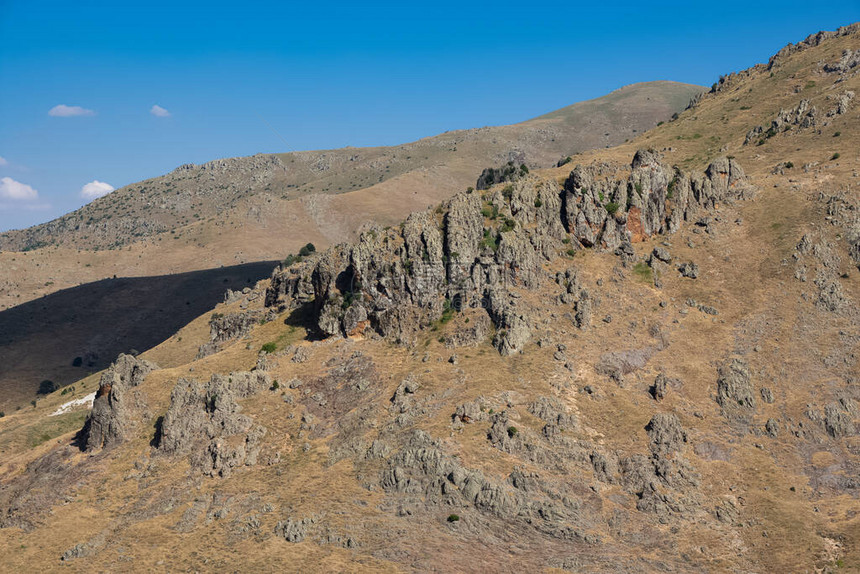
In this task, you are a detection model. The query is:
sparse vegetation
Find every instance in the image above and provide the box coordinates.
[633,262,653,283]
[260,342,277,354]
[447,514,460,522]
[831,152,841,161]
[480,229,500,253]
[605,202,620,215]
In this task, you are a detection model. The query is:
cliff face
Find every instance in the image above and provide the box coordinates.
[265,150,753,354]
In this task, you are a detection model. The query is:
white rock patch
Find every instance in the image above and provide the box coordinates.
[50,392,97,417]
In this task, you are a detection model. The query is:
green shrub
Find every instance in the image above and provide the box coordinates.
[271,380,280,391]
[784,161,794,169]
[500,218,516,233]
[260,342,277,354]
[605,202,620,215]
[37,380,56,395]
[507,426,518,438]
[298,243,316,257]
[534,197,542,208]
[519,164,529,174]
[447,514,460,522]
[566,248,577,257]
[481,203,498,219]
[834,131,841,137]
[480,229,500,252]
[831,152,841,161]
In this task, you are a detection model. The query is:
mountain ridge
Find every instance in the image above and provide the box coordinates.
[1,24,859,572]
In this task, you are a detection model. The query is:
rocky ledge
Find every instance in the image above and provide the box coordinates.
[265,150,754,355]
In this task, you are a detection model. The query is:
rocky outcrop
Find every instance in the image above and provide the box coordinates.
[824,49,860,75]
[265,151,753,356]
[561,150,752,249]
[197,310,264,359]
[157,371,270,477]
[768,24,860,70]
[78,354,158,451]
[716,358,756,413]
[745,93,853,145]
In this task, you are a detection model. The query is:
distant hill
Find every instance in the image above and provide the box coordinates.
[0,81,702,310]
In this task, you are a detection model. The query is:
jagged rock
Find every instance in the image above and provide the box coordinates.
[714,498,740,524]
[765,418,780,438]
[573,290,594,330]
[761,387,775,404]
[716,358,756,411]
[197,311,264,359]
[275,516,317,543]
[444,310,492,347]
[827,91,854,116]
[824,49,860,74]
[79,354,158,451]
[698,304,719,315]
[61,543,89,561]
[650,373,680,401]
[453,398,491,424]
[651,247,672,264]
[646,413,687,455]
[158,371,270,477]
[591,452,619,484]
[824,400,856,438]
[528,396,577,431]
[264,152,753,356]
[677,262,699,279]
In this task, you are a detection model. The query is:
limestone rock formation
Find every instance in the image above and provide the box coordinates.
[197,310,264,359]
[79,354,158,451]
[158,371,270,477]
[265,151,754,357]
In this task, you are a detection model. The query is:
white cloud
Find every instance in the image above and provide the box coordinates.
[49,104,96,117]
[150,104,171,117]
[80,180,114,200]
[0,177,38,201]
[0,156,7,166]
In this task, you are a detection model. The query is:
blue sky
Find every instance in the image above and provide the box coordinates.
[0,1,857,232]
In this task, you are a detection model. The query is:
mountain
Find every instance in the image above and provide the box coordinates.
[0,81,702,311]
[1,23,859,573]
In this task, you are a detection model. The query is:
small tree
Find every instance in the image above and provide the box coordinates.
[38,380,57,395]
[298,243,316,257]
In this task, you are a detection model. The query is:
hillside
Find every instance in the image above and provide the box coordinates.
[1,24,860,573]
[0,81,701,311]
